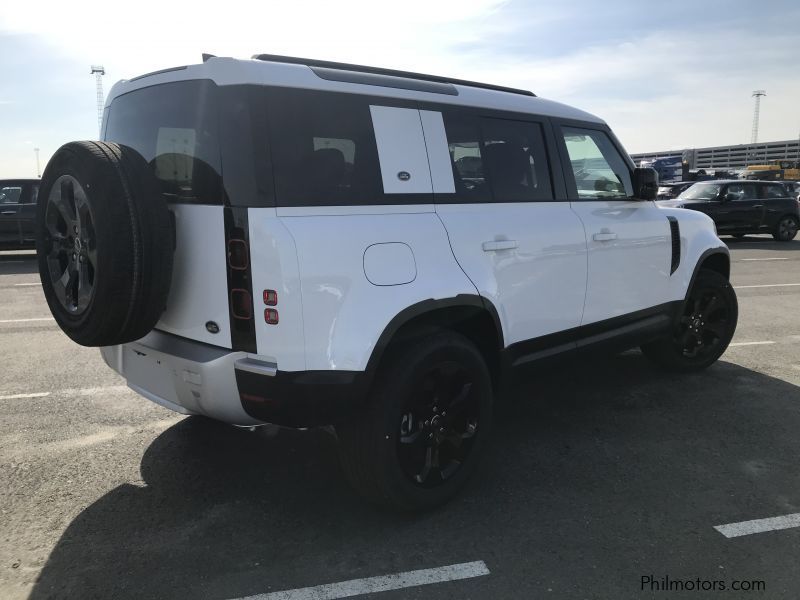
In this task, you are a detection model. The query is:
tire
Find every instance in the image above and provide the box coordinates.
[36,141,174,346]
[337,331,493,511]
[641,269,737,372]
[773,215,798,241]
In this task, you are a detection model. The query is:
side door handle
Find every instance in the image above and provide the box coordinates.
[592,231,618,242]
[1,211,17,215]
[482,240,518,252]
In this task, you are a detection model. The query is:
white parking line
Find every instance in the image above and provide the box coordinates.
[736,283,800,289]
[0,386,128,401]
[0,317,53,323]
[729,341,775,347]
[740,257,789,261]
[13,282,41,286]
[0,392,50,400]
[715,513,800,538]
[228,561,491,600]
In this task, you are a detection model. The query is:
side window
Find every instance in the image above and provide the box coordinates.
[726,183,757,201]
[561,127,632,199]
[442,111,491,202]
[0,186,22,204]
[765,184,786,199]
[105,80,223,204]
[481,118,553,201]
[267,88,383,206]
[27,184,39,205]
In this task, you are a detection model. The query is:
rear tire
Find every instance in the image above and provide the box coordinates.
[36,141,174,346]
[773,215,798,241]
[641,269,737,371]
[337,331,492,511]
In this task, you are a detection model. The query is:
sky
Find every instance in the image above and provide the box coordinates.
[1,0,799,178]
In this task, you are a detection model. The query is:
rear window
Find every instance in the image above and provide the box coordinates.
[104,80,223,205]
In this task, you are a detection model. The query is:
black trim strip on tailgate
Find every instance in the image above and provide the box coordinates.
[224,206,257,353]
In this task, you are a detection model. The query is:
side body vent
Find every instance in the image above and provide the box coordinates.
[667,216,680,275]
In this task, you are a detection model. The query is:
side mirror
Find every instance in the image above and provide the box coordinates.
[632,167,658,200]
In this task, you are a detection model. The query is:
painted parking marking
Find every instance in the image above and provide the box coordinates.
[13,282,41,286]
[729,341,775,347]
[736,283,800,289]
[0,317,53,323]
[0,392,50,400]
[227,561,491,600]
[715,513,800,538]
[0,386,128,401]
[740,257,789,261]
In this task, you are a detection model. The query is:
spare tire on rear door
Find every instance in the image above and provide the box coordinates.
[36,141,174,347]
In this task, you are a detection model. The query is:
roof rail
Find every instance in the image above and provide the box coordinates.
[252,54,535,97]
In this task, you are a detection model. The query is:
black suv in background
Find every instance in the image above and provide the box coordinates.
[659,180,800,241]
[0,179,39,249]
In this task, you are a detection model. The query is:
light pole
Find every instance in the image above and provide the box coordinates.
[90,65,106,135]
[34,147,41,178]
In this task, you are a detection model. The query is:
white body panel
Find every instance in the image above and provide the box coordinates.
[279,209,477,371]
[156,204,232,348]
[657,206,729,302]
[419,110,456,194]
[569,200,671,324]
[435,202,588,344]
[248,208,306,371]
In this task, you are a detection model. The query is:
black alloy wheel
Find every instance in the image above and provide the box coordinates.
[397,361,480,487]
[337,331,493,511]
[774,216,798,241]
[675,287,731,360]
[641,269,737,372]
[43,175,97,315]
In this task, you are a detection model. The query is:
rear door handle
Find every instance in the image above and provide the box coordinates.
[482,240,519,252]
[592,232,618,242]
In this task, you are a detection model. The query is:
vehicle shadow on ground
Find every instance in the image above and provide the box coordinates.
[28,353,800,600]
[0,252,38,275]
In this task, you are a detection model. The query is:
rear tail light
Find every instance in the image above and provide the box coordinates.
[263,289,278,306]
[227,239,249,270]
[230,289,252,320]
[264,308,279,325]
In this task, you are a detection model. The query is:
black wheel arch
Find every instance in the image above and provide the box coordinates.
[363,295,504,393]
[686,248,730,301]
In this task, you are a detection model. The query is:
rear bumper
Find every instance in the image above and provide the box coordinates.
[100,330,367,428]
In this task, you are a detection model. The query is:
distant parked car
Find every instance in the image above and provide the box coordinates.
[657,181,694,199]
[658,180,799,241]
[0,179,39,249]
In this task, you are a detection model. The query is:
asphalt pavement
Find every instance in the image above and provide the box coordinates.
[1,235,799,600]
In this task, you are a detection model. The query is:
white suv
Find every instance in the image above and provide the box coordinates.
[35,54,737,510]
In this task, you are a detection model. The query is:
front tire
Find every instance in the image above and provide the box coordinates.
[773,215,798,241]
[641,269,737,371]
[337,331,493,511]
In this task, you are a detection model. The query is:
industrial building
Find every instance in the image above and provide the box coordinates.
[631,138,800,171]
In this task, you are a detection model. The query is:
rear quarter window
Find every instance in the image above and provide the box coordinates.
[266,88,385,207]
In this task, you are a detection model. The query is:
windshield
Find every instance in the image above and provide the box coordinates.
[679,183,721,200]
